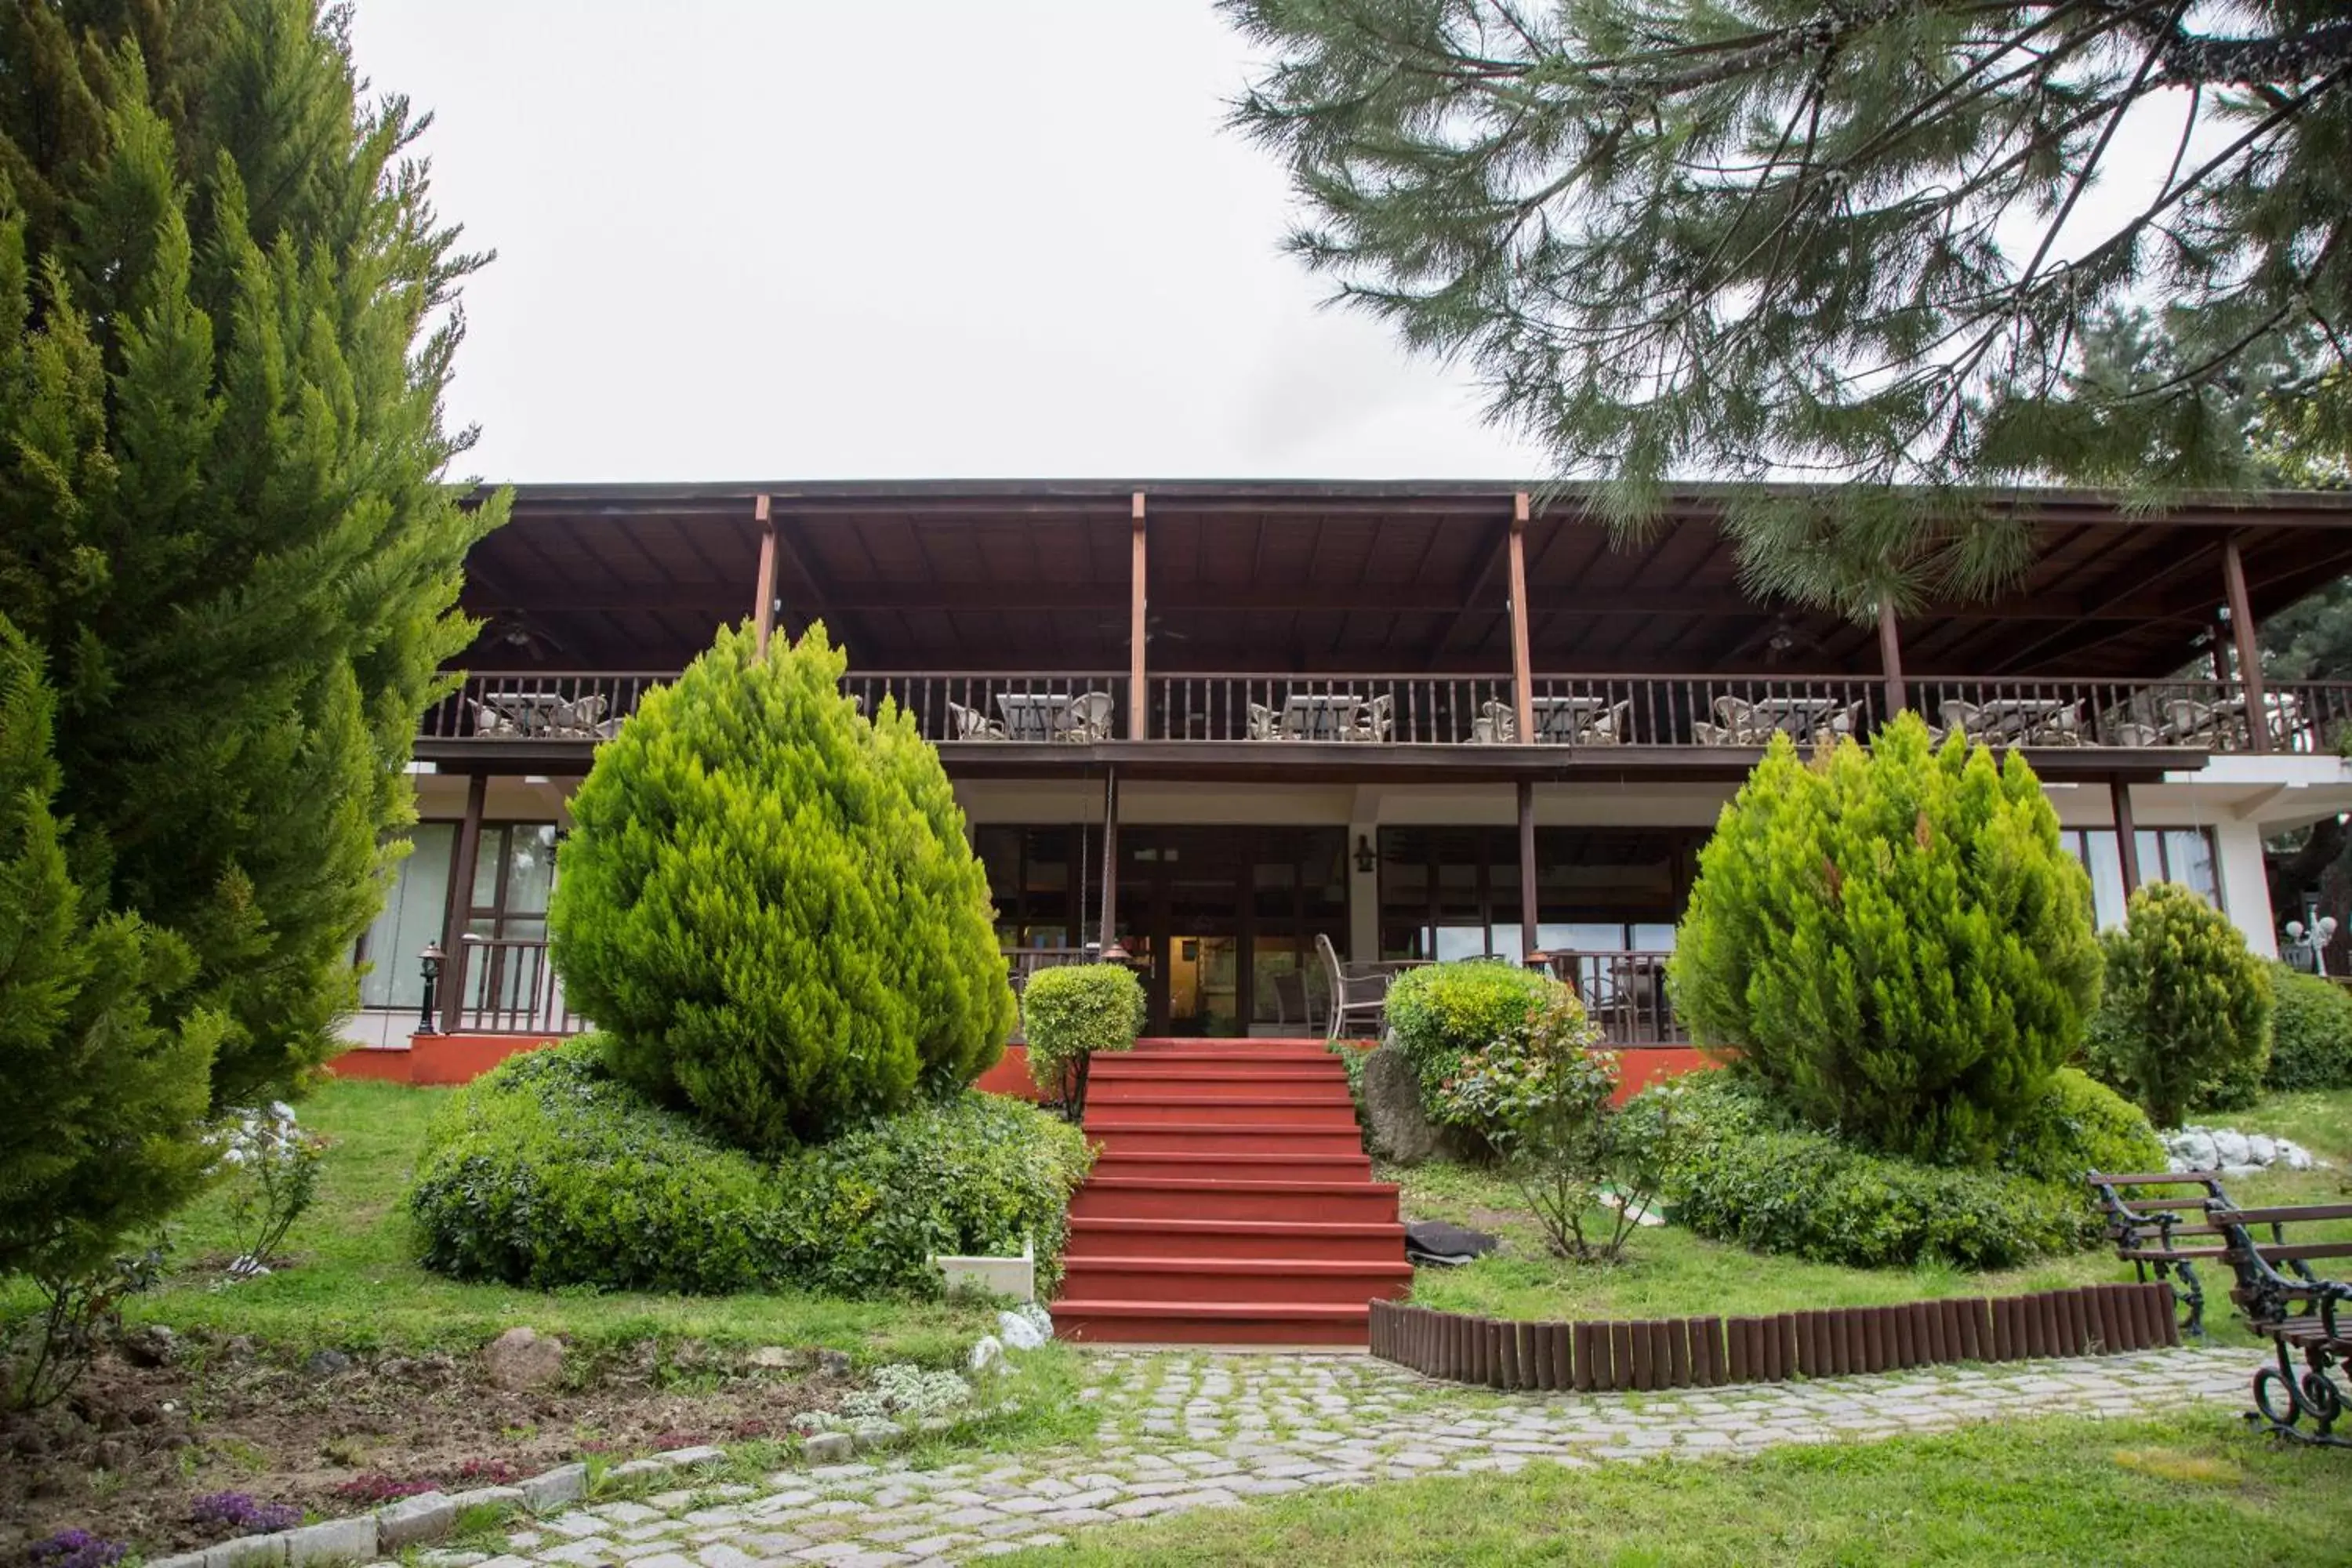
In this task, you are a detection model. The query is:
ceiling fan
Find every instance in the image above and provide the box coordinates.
[1096,614,1189,643]
[481,612,567,662]
[1730,613,1835,667]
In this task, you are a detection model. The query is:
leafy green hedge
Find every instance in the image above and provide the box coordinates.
[2267,962,2352,1091]
[1382,960,1560,1102]
[1624,1069,2148,1270]
[408,1040,1093,1297]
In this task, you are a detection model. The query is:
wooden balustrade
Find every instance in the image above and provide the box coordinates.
[1544,950,1686,1045]
[419,667,2352,757]
[448,935,579,1036]
[1148,673,1515,743]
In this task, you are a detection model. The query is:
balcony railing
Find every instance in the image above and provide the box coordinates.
[445,935,581,1036]
[420,669,2352,757]
[1543,950,1687,1047]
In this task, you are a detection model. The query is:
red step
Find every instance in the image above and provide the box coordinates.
[1071,1178,1400,1224]
[1069,1216,1405,1263]
[1128,1038,1334,1058]
[1051,1300,1375,1346]
[1092,1058,1346,1082]
[1091,1150,1372,1182]
[1083,1096,1359,1128]
[1088,1076,1353,1105]
[1080,1121,1369,1156]
[1059,1255,1412,1306]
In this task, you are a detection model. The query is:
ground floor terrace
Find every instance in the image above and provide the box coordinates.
[343,757,2349,1055]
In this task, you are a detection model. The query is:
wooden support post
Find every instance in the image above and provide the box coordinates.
[1516,779,1539,962]
[1129,493,1148,739]
[2111,775,2141,896]
[1508,493,1534,742]
[1877,597,1907,717]
[441,771,488,1034]
[2210,615,2232,684]
[1098,768,1120,953]
[2221,535,2268,753]
[752,493,778,654]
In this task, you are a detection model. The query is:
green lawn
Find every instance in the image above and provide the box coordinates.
[997,1410,2352,1566]
[0,1078,1000,1367]
[1392,1088,2351,1334]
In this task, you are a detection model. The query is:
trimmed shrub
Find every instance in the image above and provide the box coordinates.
[2081,883,2273,1128]
[548,626,1014,1148]
[1998,1067,2167,1186]
[1628,1073,2115,1269]
[2266,962,2352,1091]
[1022,964,1145,1096]
[1382,960,1562,1105]
[407,1040,1092,1296]
[1669,713,2102,1167]
[408,1043,780,1294]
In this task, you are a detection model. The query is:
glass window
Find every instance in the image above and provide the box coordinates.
[356,825,454,1010]
[2164,829,2220,906]
[2082,831,2128,929]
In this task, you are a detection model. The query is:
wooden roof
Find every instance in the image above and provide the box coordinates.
[452,481,2352,678]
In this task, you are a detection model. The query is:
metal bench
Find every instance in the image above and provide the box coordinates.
[2206,1200,2352,1446]
[2085,1169,2239,1338]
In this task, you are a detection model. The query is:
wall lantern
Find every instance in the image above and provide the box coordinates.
[1353,833,1378,874]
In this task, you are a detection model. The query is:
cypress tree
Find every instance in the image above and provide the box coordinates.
[0,616,217,1283]
[0,0,502,1107]
[550,626,1014,1149]
[1671,714,2103,1165]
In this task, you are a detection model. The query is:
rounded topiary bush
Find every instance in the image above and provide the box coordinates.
[548,625,1014,1147]
[1631,1073,2105,1269]
[2081,882,2273,1128]
[408,1039,1094,1296]
[1021,964,1145,1096]
[1382,960,1562,1102]
[1669,713,2103,1167]
[407,1040,783,1294]
[1998,1066,2166,1185]
[2265,961,2352,1091]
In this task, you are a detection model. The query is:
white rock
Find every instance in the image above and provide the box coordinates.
[2212,1131,2252,1167]
[969,1335,1005,1374]
[2283,1144,2316,1171]
[2172,1132,2219,1170]
[999,1308,1048,1351]
[2247,1134,2278,1165]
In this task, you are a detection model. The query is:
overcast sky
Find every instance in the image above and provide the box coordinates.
[348,2,1544,485]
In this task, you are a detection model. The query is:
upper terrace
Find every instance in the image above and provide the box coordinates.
[418,481,2352,779]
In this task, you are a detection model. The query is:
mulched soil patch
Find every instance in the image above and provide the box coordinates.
[1,1334,844,1555]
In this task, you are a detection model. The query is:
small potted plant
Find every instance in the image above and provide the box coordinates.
[1022,964,1145,1121]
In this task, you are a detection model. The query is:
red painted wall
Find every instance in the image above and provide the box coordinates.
[325,1033,562,1087]
[975,1044,1040,1102]
[1610,1047,1719,1103]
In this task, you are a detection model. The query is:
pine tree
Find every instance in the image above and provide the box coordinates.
[550,626,1014,1149]
[1670,714,2103,1165]
[2085,882,2274,1128]
[0,0,503,1107]
[0,616,218,1283]
[1227,1,2352,612]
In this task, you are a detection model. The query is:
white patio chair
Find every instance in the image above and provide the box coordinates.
[1352,694,1395,742]
[469,699,520,737]
[1577,699,1632,746]
[1475,700,1517,743]
[1939,699,1983,740]
[1247,702,1279,740]
[1057,691,1116,742]
[948,701,1005,740]
[1316,931,1389,1043]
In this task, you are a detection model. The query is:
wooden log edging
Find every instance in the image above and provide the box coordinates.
[1370,1281,2177,1392]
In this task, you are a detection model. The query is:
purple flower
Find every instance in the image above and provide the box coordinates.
[27,1532,129,1568]
[187,1492,303,1534]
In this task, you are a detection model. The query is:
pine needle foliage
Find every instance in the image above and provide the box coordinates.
[1226,0,2352,615]
[1669,713,2102,1165]
[0,0,502,1106]
[548,625,1014,1150]
[0,616,218,1283]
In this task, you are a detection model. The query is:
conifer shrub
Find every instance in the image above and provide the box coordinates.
[1382,960,1563,1106]
[1021,964,1145,1098]
[2081,883,2273,1128]
[548,626,1014,1149]
[408,1040,1092,1296]
[2266,962,2352,1091]
[1669,714,2103,1167]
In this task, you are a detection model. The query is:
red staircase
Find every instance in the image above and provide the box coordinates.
[1051,1039,1410,1346]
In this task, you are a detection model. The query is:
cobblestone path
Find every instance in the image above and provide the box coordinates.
[441,1346,2259,1568]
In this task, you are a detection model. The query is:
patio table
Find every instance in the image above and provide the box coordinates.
[1279,694,1367,740]
[993,691,1074,742]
